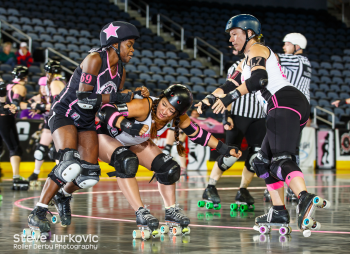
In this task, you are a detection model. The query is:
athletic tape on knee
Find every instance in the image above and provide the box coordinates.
[266,181,284,191]
[285,171,304,187]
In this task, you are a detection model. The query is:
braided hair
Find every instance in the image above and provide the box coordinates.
[150,95,186,157]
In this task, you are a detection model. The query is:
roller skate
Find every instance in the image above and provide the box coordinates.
[28,173,41,187]
[12,176,29,190]
[286,187,297,202]
[263,189,271,202]
[133,207,160,240]
[50,190,72,227]
[231,188,255,212]
[253,207,292,236]
[198,185,221,210]
[24,206,52,240]
[160,205,190,236]
[297,192,330,237]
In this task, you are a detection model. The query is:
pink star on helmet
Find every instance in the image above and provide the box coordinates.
[103,23,120,40]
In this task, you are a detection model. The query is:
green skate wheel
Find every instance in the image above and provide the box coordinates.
[197,213,204,220]
[249,204,255,211]
[230,203,238,211]
[214,203,221,210]
[197,200,205,207]
[230,211,238,218]
[206,202,214,209]
[240,204,248,212]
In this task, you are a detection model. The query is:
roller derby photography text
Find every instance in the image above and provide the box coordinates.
[13,234,98,250]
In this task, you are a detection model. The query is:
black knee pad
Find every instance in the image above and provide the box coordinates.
[252,150,270,179]
[73,160,100,189]
[48,143,56,161]
[151,153,180,185]
[245,146,260,173]
[34,144,49,161]
[217,154,238,171]
[48,148,82,187]
[107,147,139,178]
[269,154,301,181]
[9,146,22,157]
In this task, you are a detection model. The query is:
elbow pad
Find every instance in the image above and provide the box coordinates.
[76,91,102,110]
[109,90,132,104]
[245,69,268,93]
[219,71,242,93]
[182,122,199,136]
[98,103,129,128]
[189,126,212,146]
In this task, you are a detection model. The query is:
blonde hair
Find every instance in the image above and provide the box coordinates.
[3,42,11,47]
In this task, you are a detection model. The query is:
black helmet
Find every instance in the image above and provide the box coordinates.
[161,84,193,115]
[99,21,139,50]
[44,60,61,74]
[12,66,28,80]
[225,14,262,54]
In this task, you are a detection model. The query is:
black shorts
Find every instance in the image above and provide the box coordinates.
[225,115,266,149]
[48,112,96,134]
[43,115,50,130]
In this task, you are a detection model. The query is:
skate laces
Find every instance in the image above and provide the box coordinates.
[62,196,72,214]
[258,207,274,222]
[36,207,53,220]
[137,207,154,220]
[168,205,187,220]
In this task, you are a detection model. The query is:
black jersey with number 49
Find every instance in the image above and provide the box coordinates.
[51,50,121,128]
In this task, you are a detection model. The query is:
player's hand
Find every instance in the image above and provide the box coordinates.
[139,124,149,136]
[224,117,234,131]
[212,94,227,114]
[135,86,150,98]
[194,98,210,114]
[230,148,242,158]
[331,100,340,107]
[5,104,17,114]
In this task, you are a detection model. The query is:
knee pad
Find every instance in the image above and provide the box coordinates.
[245,146,260,173]
[73,161,100,189]
[163,144,172,155]
[48,143,56,161]
[107,147,139,178]
[151,153,180,185]
[269,154,301,182]
[34,144,49,161]
[252,150,270,179]
[217,154,238,171]
[48,148,81,187]
[9,146,22,157]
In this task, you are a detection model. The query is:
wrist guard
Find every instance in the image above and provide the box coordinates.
[216,140,239,156]
[109,91,132,104]
[219,89,241,107]
[120,118,144,137]
[76,91,102,110]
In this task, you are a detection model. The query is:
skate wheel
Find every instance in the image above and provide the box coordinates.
[214,203,221,210]
[313,196,324,207]
[32,230,41,240]
[172,226,182,236]
[303,229,311,237]
[279,226,289,236]
[23,228,31,237]
[249,204,255,211]
[205,202,214,209]
[323,200,331,209]
[230,203,238,211]
[133,230,141,239]
[303,217,314,227]
[51,215,60,224]
[259,225,270,234]
[160,225,169,234]
[197,200,205,208]
[312,221,321,231]
[141,230,151,240]
[288,226,292,234]
[240,204,248,212]
[183,226,190,235]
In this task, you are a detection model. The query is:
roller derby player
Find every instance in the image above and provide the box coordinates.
[92,84,241,240]
[197,14,330,237]
[27,61,65,185]
[196,54,266,212]
[25,21,143,239]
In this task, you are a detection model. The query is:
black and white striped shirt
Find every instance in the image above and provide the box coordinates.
[228,60,265,119]
[278,54,312,101]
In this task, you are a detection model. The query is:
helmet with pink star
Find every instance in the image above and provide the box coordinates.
[99,21,139,49]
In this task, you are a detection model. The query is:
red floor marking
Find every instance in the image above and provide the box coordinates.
[14,187,350,236]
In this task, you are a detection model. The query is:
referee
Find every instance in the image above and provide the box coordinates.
[196,52,266,208]
[277,33,312,201]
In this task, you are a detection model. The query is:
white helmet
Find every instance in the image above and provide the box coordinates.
[283,33,307,49]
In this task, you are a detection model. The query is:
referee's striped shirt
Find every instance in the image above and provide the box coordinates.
[278,54,312,101]
[228,60,265,119]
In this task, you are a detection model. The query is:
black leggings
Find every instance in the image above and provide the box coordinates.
[0,115,22,157]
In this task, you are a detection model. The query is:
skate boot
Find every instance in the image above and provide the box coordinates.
[286,187,297,202]
[133,207,160,240]
[28,173,41,187]
[24,206,52,240]
[297,192,330,237]
[231,188,255,212]
[253,207,292,235]
[161,205,190,236]
[198,185,221,210]
[12,176,29,190]
[50,190,72,227]
[263,189,271,202]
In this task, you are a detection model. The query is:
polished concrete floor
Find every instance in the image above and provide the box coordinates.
[1,170,350,254]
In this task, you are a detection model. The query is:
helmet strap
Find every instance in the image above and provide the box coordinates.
[239,30,256,54]
[110,44,124,82]
[293,45,302,54]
